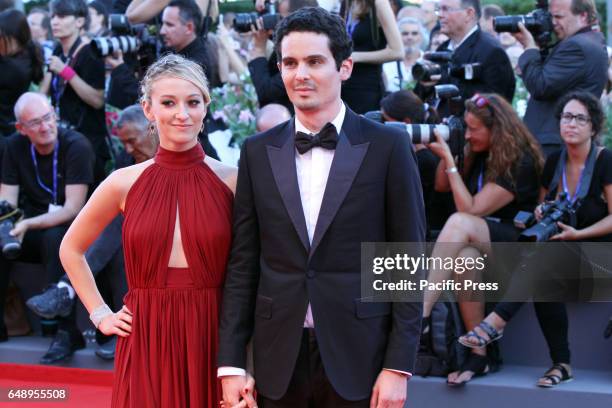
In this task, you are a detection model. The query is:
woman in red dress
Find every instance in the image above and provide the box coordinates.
[60,54,252,407]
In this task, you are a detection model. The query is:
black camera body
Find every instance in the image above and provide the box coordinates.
[91,14,159,74]
[412,51,483,82]
[516,193,579,242]
[494,0,554,49]
[234,1,282,33]
[0,200,23,260]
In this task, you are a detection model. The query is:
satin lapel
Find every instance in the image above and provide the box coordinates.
[309,113,369,259]
[266,121,310,251]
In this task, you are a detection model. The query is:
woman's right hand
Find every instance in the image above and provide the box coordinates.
[98,305,133,337]
[428,129,453,163]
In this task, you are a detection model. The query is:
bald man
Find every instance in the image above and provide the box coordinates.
[255,103,292,132]
[0,92,94,363]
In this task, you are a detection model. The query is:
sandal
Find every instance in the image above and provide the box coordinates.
[446,353,489,387]
[458,321,503,349]
[537,364,573,388]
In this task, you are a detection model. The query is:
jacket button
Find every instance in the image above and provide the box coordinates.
[307,270,315,278]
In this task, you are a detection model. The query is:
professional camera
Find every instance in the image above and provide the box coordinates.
[412,51,483,82]
[494,0,554,49]
[0,200,23,260]
[364,85,465,157]
[234,0,282,33]
[91,14,159,72]
[515,193,579,242]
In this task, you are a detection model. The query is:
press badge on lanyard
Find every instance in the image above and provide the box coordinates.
[30,141,62,213]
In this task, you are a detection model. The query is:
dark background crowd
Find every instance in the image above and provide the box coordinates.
[0,0,611,386]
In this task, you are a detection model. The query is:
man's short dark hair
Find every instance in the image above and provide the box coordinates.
[274,7,352,71]
[168,0,203,34]
[461,0,481,19]
[49,0,90,30]
[483,4,504,19]
[288,0,318,13]
[571,0,597,24]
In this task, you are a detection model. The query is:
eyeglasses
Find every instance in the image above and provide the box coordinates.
[436,5,466,15]
[471,93,490,109]
[20,112,56,129]
[560,112,590,127]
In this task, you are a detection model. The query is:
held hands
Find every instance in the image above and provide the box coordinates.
[221,374,257,408]
[370,370,407,408]
[98,305,133,337]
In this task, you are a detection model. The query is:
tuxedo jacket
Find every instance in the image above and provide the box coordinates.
[519,28,608,150]
[415,28,515,113]
[218,108,426,401]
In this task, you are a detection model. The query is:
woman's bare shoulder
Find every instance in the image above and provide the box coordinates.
[204,156,238,194]
[102,160,155,208]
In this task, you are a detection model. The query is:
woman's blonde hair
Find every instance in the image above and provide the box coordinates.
[140,53,211,105]
[465,93,544,187]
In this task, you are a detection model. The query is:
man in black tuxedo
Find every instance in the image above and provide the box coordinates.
[218,7,425,408]
[515,0,607,157]
[415,0,515,114]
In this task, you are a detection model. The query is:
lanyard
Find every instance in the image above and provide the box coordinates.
[562,162,585,204]
[477,160,484,192]
[51,38,82,114]
[346,13,358,36]
[30,140,59,205]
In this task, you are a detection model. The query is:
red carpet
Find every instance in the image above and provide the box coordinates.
[0,363,112,407]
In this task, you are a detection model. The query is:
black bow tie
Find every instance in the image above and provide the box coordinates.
[295,123,338,154]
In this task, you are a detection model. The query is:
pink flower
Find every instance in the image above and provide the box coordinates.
[212,110,227,122]
[238,109,254,124]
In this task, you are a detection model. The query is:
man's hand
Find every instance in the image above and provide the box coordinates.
[418,74,441,88]
[10,219,31,242]
[47,56,67,75]
[221,375,257,408]
[248,18,272,61]
[513,22,538,51]
[369,370,408,408]
[105,50,125,70]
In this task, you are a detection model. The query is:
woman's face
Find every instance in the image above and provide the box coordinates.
[142,76,207,151]
[88,7,104,33]
[464,112,492,152]
[560,99,593,147]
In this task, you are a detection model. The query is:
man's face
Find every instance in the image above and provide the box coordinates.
[117,122,157,163]
[279,31,352,113]
[550,0,588,40]
[50,13,83,40]
[421,1,438,26]
[16,102,58,149]
[28,12,48,43]
[160,7,192,51]
[400,22,423,51]
[438,0,471,37]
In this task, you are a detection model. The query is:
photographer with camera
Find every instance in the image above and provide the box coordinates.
[458,91,612,388]
[421,93,544,386]
[511,0,607,157]
[414,0,515,115]
[0,93,94,361]
[246,0,313,113]
[39,0,108,185]
[27,105,154,361]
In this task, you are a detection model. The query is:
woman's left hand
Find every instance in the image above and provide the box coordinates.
[550,222,580,241]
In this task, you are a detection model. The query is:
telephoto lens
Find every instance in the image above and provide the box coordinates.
[0,200,22,260]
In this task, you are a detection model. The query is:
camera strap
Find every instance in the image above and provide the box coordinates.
[30,139,59,205]
[547,144,597,204]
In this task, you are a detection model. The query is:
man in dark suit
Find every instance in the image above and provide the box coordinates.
[218,7,425,408]
[516,0,607,157]
[415,0,515,114]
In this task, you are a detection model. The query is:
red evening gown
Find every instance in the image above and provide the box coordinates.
[112,143,233,407]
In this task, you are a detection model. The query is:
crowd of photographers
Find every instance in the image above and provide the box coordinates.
[0,0,611,386]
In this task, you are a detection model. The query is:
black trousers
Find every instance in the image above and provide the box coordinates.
[0,224,80,338]
[258,329,370,408]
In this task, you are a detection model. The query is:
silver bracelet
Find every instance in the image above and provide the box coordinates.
[90,304,113,329]
[445,166,458,174]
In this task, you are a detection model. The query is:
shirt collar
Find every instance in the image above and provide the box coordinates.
[295,102,346,136]
[449,25,478,51]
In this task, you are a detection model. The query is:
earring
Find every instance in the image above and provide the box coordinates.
[199,121,205,134]
[148,122,156,138]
